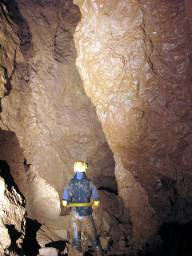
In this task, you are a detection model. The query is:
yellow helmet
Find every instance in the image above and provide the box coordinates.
[73,161,88,173]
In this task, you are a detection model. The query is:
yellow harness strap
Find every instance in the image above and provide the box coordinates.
[66,202,93,207]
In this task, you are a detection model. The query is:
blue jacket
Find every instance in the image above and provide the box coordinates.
[63,173,100,216]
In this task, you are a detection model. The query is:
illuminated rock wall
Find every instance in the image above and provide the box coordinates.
[0,0,192,254]
[0,0,115,237]
[74,0,192,246]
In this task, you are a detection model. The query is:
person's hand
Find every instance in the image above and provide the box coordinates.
[62,200,68,207]
[92,200,100,208]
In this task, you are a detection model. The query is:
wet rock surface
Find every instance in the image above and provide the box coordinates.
[0,0,115,219]
[0,0,119,255]
[74,0,192,250]
[0,0,192,255]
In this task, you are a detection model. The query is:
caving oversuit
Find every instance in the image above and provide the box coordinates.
[62,162,103,256]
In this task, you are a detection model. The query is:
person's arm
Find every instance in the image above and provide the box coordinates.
[62,186,70,207]
[90,182,100,207]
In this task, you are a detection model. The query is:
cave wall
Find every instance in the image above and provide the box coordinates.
[0,158,26,252]
[0,0,115,227]
[74,0,192,247]
[1,0,192,254]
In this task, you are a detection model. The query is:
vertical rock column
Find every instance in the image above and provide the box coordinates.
[74,0,192,247]
[74,0,158,245]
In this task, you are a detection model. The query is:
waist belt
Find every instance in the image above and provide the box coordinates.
[67,202,93,207]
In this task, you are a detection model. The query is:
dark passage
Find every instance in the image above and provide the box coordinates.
[22,218,41,256]
[0,160,21,194]
[5,224,23,256]
[138,221,192,256]
[3,0,33,57]
[159,222,192,256]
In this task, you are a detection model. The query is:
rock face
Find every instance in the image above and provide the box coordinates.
[0,0,115,220]
[38,247,59,256]
[0,0,192,255]
[0,0,119,254]
[74,0,192,248]
[0,172,26,253]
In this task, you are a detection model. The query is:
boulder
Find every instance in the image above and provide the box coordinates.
[39,247,59,256]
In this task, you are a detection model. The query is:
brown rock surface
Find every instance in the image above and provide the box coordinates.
[0,0,119,253]
[0,0,115,218]
[74,0,192,248]
[0,0,192,254]
[38,247,59,256]
[0,174,26,251]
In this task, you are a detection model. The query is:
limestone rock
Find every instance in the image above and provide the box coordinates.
[1,0,192,254]
[0,67,7,98]
[74,0,192,248]
[36,217,70,247]
[0,0,116,230]
[39,247,59,256]
[0,1,117,249]
[0,176,26,250]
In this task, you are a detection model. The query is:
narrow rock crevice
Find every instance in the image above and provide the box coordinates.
[0,160,26,253]
[22,218,41,256]
[98,187,118,195]
[5,224,24,256]
[4,0,34,58]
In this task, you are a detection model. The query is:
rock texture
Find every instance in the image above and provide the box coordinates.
[0,173,26,253]
[74,0,192,249]
[0,0,192,255]
[0,0,119,254]
[38,247,59,256]
[0,0,116,218]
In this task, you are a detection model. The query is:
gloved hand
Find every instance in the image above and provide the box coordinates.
[92,200,100,208]
[62,200,68,207]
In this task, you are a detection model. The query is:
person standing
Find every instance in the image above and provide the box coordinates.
[62,161,103,256]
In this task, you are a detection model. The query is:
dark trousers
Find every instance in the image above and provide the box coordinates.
[71,212,103,255]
